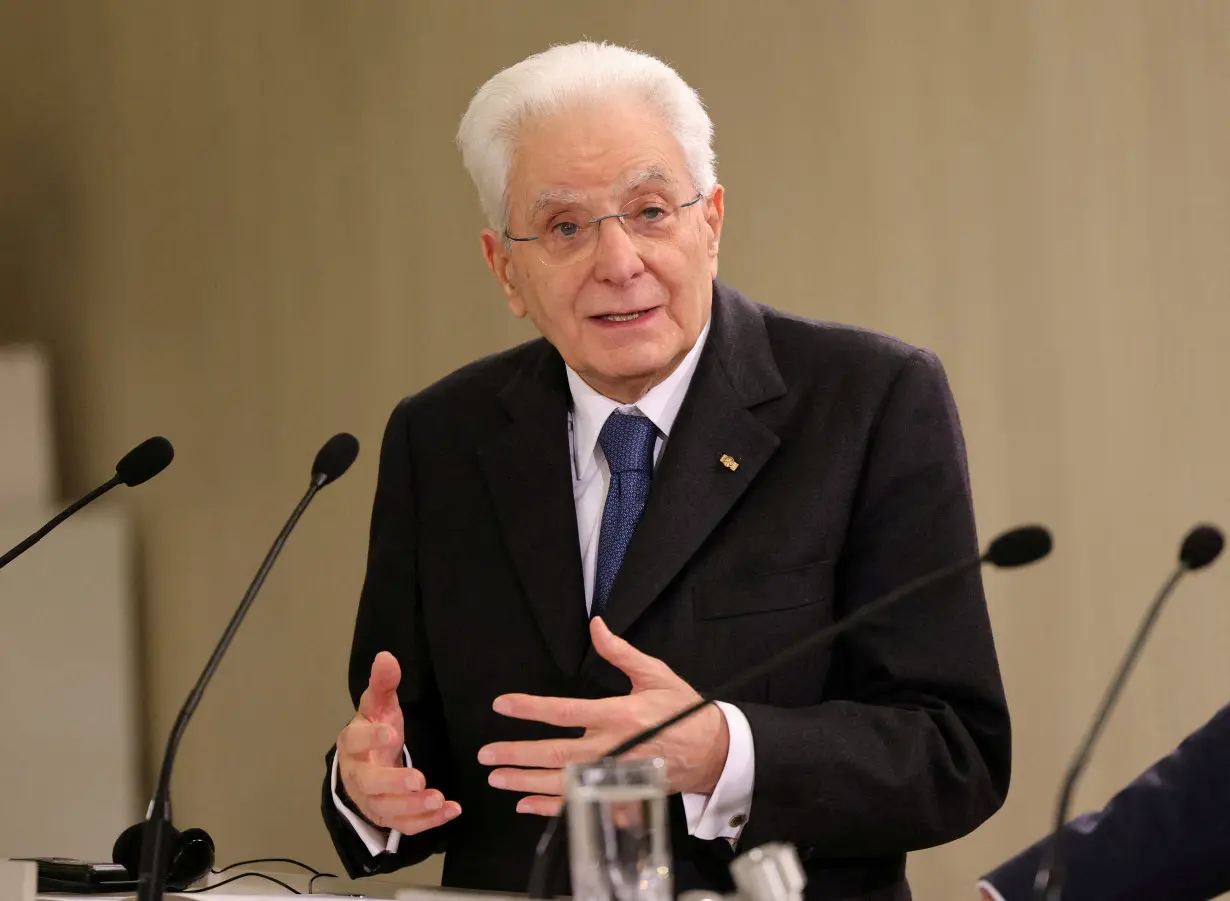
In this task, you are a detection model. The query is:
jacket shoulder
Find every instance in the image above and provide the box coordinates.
[757,303,932,372]
[387,337,551,424]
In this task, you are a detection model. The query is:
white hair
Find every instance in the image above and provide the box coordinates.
[455,41,717,233]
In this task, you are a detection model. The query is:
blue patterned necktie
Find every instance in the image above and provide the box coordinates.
[592,411,659,617]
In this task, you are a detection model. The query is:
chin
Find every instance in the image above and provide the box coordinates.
[596,347,678,383]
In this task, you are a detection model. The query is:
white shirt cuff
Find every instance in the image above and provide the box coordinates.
[681,701,755,841]
[329,746,409,856]
[978,879,1008,901]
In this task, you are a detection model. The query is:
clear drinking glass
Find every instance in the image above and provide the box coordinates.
[565,757,672,901]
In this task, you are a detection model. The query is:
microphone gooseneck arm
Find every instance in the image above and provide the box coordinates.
[1,436,174,572]
[0,478,120,570]
[1033,563,1187,901]
[610,553,984,757]
[137,478,325,901]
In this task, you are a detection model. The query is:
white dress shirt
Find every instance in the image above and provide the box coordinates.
[978,881,1008,901]
[332,316,755,857]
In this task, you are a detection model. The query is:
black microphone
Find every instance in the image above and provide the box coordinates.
[133,433,360,901]
[0,436,174,570]
[1033,523,1224,901]
[527,524,1054,898]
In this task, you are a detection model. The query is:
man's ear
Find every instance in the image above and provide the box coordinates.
[481,229,527,318]
[703,185,725,273]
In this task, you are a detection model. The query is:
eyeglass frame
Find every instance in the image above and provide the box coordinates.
[502,191,706,259]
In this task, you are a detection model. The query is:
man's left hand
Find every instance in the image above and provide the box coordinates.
[477,616,730,816]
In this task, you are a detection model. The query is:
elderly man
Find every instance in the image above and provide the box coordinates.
[321,41,1011,900]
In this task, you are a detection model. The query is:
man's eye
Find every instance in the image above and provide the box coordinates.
[550,221,580,238]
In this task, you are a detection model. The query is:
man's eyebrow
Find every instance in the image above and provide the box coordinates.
[621,165,677,194]
[529,188,586,219]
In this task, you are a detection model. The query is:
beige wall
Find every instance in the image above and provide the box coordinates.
[0,508,140,861]
[2,1,1228,896]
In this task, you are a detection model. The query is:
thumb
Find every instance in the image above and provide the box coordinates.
[359,651,402,721]
[591,617,678,690]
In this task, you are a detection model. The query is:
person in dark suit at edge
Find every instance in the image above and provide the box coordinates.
[320,40,1012,901]
[979,702,1230,901]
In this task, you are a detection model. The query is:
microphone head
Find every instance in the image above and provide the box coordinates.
[114,437,175,487]
[985,525,1053,568]
[312,433,359,486]
[1180,524,1224,570]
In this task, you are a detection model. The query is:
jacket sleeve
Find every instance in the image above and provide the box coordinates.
[736,349,1012,858]
[982,703,1230,901]
[321,398,456,878]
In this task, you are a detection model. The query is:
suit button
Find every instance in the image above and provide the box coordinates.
[729,814,746,828]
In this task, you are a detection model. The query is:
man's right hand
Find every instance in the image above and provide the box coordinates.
[337,651,461,834]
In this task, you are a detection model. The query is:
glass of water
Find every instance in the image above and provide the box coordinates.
[565,757,672,901]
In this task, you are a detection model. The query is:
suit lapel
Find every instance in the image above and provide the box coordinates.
[585,284,788,667]
[477,342,591,678]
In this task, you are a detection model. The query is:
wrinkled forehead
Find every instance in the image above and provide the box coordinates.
[506,103,692,222]
[525,165,681,218]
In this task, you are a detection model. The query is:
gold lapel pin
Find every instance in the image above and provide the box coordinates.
[719,454,739,472]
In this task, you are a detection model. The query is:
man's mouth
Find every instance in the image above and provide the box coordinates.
[595,308,654,323]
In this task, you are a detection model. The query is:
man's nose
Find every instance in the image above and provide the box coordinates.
[590,215,645,283]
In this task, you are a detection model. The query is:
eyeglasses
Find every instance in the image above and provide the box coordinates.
[504,192,704,267]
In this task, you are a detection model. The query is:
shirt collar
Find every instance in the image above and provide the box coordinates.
[565,316,712,481]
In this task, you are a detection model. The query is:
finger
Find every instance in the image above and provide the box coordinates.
[339,720,400,757]
[478,738,595,769]
[387,801,462,836]
[487,767,566,797]
[358,652,402,720]
[590,617,679,689]
[350,764,426,796]
[366,789,447,820]
[491,692,624,728]
[516,795,564,817]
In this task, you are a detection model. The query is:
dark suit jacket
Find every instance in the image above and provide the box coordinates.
[983,702,1230,901]
[322,281,1011,900]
